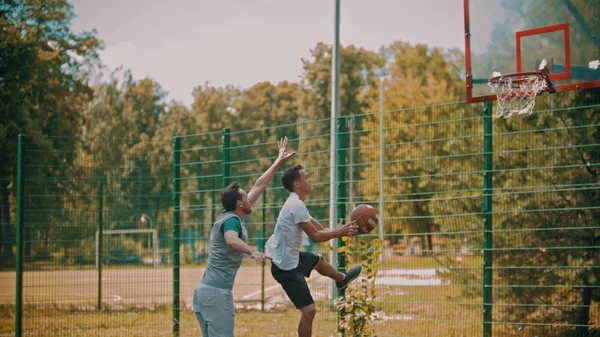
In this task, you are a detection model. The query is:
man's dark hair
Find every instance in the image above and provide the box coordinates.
[281,164,303,192]
[221,182,242,211]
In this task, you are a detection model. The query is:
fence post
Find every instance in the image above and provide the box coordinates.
[483,101,494,337]
[337,117,347,283]
[15,135,24,337]
[261,190,267,311]
[97,178,104,310]
[336,117,347,336]
[211,176,216,225]
[172,137,181,337]
[222,128,230,189]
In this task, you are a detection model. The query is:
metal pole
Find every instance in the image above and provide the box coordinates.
[261,190,267,311]
[483,101,494,337]
[172,137,182,337]
[329,0,341,302]
[153,230,158,268]
[15,135,24,337]
[348,116,354,211]
[211,176,216,227]
[378,77,385,260]
[141,213,155,267]
[337,117,347,285]
[222,129,231,189]
[97,178,104,310]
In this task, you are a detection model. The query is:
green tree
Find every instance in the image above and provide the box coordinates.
[82,72,169,230]
[300,43,381,222]
[468,0,600,335]
[490,89,600,337]
[0,0,102,262]
[358,42,465,252]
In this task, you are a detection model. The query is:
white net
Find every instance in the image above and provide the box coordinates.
[488,73,549,118]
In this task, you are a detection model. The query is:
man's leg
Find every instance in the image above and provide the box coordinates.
[207,289,235,337]
[272,261,317,336]
[193,311,210,337]
[193,284,235,337]
[313,255,344,282]
[313,255,362,291]
[298,303,316,337]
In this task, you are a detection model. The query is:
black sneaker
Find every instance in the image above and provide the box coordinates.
[336,265,362,290]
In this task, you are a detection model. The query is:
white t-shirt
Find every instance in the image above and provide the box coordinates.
[265,192,312,270]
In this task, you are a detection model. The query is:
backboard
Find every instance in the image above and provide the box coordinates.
[464,0,600,103]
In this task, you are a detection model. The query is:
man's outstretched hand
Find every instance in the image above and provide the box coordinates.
[277,136,296,162]
[337,219,359,238]
[250,250,272,265]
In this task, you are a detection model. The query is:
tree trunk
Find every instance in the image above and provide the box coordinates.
[575,286,592,337]
[0,181,14,261]
[426,233,433,254]
[411,184,431,256]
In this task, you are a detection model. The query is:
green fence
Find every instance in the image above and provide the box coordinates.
[9,135,175,336]
[4,90,600,336]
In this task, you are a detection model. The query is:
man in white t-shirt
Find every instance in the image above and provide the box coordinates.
[265,164,362,337]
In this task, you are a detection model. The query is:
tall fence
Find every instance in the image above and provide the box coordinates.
[4,90,600,336]
[8,135,175,336]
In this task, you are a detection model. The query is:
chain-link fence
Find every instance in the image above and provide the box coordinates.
[3,90,600,336]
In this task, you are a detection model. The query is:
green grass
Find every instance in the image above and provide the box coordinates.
[0,286,483,337]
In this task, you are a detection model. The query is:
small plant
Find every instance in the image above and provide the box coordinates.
[334,236,382,337]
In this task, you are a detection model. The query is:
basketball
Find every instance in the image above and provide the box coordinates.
[350,204,378,234]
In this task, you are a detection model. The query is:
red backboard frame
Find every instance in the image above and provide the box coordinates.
[516,23,571,81]
[464,0,600,104]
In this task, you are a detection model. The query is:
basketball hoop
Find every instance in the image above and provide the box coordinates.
[488,71,555,118]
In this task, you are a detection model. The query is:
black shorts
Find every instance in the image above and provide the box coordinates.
[271,252,321,310]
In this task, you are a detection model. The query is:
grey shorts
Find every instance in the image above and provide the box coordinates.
[193,283,235,337]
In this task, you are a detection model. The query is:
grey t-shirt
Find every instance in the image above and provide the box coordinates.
[201,211,248,290]
[265,192,312,270]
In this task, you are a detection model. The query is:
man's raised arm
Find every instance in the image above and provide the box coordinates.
[247,136,296,205]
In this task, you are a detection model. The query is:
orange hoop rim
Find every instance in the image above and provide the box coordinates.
[488,71,556,93]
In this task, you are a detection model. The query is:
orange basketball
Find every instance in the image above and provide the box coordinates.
[350,204,378,234]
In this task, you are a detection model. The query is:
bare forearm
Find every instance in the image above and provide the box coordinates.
[254,159,283,189]
[248,159,283,204]
[310,228,342,243]
[310,218,325,230]
[226,237,257,255]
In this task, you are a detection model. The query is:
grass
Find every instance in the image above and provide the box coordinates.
[0,299,481,337]
[3,254,594,336]
[0,254,485,336]
[0,280,483,337]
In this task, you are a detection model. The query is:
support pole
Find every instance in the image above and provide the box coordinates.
[483,101,494,337]
[15,135,24,337]
[172,137,182,336]
[329,0,341,302]
[97,178,104,310]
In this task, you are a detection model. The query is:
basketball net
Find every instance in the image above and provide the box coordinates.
[488,59,554,118]
[488,73,549,118]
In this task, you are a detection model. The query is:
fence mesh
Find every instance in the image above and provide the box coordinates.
[12,135,174,336]
[3,90,600,336]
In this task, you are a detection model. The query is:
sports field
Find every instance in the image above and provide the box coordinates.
[0,264,449,308]
[0,260,482,336]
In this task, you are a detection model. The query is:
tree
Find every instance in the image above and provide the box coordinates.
[300,43,382,222]
[357,42,465,253]
[489,88,600,337]
[82,71,170,228]
[469,1,600,335]
[0,0,102,262]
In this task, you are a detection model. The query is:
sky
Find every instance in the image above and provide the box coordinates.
[70,0,466,107]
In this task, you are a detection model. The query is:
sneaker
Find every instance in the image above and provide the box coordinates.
[336,265,362,290]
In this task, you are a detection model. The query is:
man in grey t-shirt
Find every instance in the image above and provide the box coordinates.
[193,137,295,337]
[265,164,362,337]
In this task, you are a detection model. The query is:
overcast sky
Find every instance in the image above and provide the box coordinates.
[70,0,466,107]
